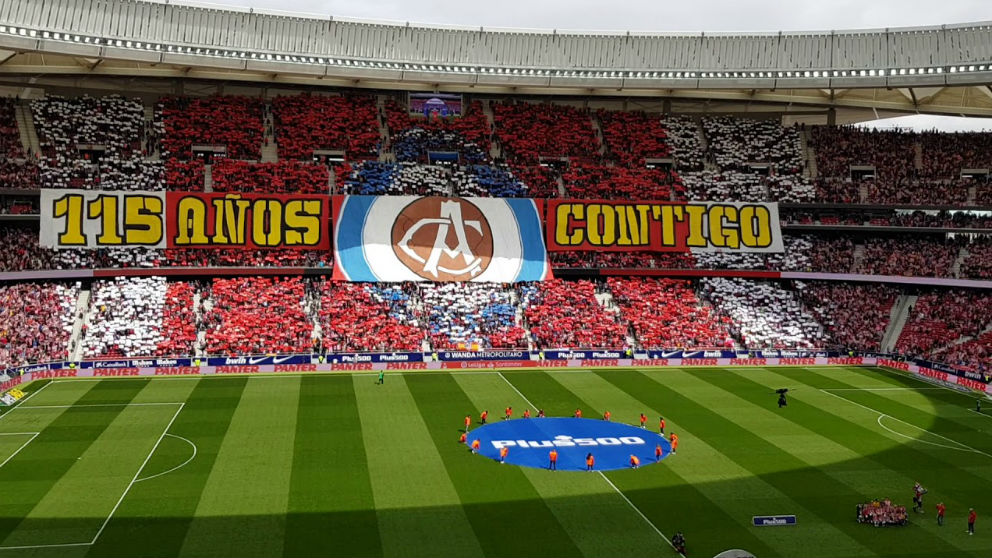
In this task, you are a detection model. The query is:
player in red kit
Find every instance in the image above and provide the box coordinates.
[936,502,945,526]
[480,410,488,425]
[504,407,512,421]
[603,410,611,421]
[639,413,647,428]
[523,409,531,418]
[659,417,666,434]
[574,408,582,418]
[464,414,472,432]
[969,508,977,534]
[655,444,663,461]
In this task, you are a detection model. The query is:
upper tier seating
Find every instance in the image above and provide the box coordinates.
[211,159,330,194]
[562,164,685,200]
[272,94,380,160]
[157,95,263,160]
[493,102,599,164]
[702,117,804,174]
[597,109,672,167]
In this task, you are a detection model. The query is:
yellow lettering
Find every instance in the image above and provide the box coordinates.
[123,195,163,245]
[87,195,123,245]
[53,194,86,246]
[284,200,322,246]
[739,205,772,248]
[252,199,283,247]
[684,205,708,247]
[709,205,740,249]
[174,197,209,245]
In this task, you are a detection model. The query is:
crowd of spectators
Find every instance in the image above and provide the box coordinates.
[796,281,898,351]
[782,209,992,229]
[316,281,423,352]
[858,237,960,277]
[384,99,492,158]
[211,159,330,194]
[597,109,672,167]
[692,235,816,272]
[507,165,561,198]
[520,279,627,349]
[549,251,696,269]
[163,158,205,191]
[814,178,863,204]
[658,115,704,171]
[156,280,203,357]
[767,174,816,202]
[702,117,804,174]
[701,278,825,348]
[960,237,992,279]
[0,198,37,214]
[864,178,971,206]
[203,276,315,355]
[609,277,734,349]
[340,161,451,195]
[0,281,78,369]
[919,131,992,178]
[391,127,488,164]
[810,127,917,181]
[80,276,171,357]
[156,95,264,160]
[492,102,599,164]
[452,165,528,197]
[0,98,38,190]
[272,94,380,160]
[562,164,685,200]
[420,282,527,349]
[896,289,992,359]
[939,330,992,373]
[681,170,765,202]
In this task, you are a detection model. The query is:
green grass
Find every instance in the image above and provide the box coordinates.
[0,366,989,557]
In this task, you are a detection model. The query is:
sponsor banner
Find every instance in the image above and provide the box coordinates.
[40,190,330,250]
[544,350,627,360]
[0,375,23,394]
[41,190,167,249]
[333,196,551,282]
[441,360,543,369]
[438,350,529,362]
[206,355,311,366]
[752,515,797,527]
[546,200,783,253]
[321,352,425,364]
[166,192,329,250]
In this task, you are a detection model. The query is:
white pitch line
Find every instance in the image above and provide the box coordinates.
[89,402,185,545]
[824,387,947,391]
[495,371,683,557]
[0,432,39,469]
[18,402,185,409]
[875,416,973,453]
[0,541,93,551]
[0,380,54,420]
[134,433,197,483]
[819,388,992,458]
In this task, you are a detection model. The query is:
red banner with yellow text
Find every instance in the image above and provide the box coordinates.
[546,200,783,253]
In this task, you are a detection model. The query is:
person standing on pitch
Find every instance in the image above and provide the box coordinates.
[499,446,509,464]
[639,413,647,428]
[574,408,582,418]
[471,439,480,454]
[549,449,558,470]
[480,410,488,425]
[603,410,611,421]
[936,502,945,526]
[586,453,594,471]
[504,406,512,421]
[978,399,983,413]
[969,508,977,535]
[377,371,384,385]
[670,433,679,454]
[655,444,663,461]
[464,414,472,433]
[659,416,666,435]
[523,409,531,418]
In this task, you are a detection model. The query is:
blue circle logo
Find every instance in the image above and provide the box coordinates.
[466,417,672,471]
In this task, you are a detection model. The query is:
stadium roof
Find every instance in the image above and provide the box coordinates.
[0,0,991,119]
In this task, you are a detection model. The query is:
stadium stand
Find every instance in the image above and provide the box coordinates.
[420,282,527,350]
[452,164,529,197]
[701,278,825,348]
[492,102,599,164]
[520,279,627,349]
[796,281,898,351]
[163,158,206,191]
[658,115,704,171]
[858,237,960,278]
[271,94,380,160]
[340,161,450,195]
[211,159,330,194]
[156,95,264,160]
[562,164,684,200]
[681,170,766,202]
[702,116,804,174]
[549,251,697,269]
[80,276,170,358]
[316,281,423,352]
[597,109,672,167]
[0,281,78,369]
[896,290,992,362]
[608,277,734,349]
[203,276,314,356]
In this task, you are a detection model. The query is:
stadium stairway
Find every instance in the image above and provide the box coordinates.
[203,164,214,192]
[800,128,817,178]
[143,105,159,161]
[851,243,866,272]
[589,112,606,156]
[481,101,501,160]
[952,246,969,278]
[15,99,40,156]
[68,287,92,362]
[881,294,917,353]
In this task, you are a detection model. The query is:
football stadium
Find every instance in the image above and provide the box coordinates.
[0,0,990,556]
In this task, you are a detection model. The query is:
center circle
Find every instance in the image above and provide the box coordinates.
[466,417,672,471]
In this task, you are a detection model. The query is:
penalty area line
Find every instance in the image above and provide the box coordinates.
[0,432,39,469]
[495,372,684,557]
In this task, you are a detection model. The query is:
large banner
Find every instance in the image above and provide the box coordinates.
[41,190,330,250]
[333,196,551,282]
[546,200,784,253]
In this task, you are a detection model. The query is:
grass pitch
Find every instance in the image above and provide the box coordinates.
[0,365,989,558]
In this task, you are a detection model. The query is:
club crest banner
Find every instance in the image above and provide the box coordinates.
[333,196,551,282]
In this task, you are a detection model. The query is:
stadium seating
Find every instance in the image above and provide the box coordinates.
[692,235,817,272]
[858,237,960,278]
[340,161,450,195]
[0,281,78,369]
[452,165,529,197]
[658,115,704,171]
[919,131,992,178]
[420,282,527,350]
[384,99,492,161]
[211,159,330,194]
[520,279,627,349]
[702,116,804,174]
[608,277,734,349]
[272,94,380,160]
[163,158,206,191]
[0,98,38,189]
[562,164,684,200]
[507,165,561,198]
[810,127,916,180]
[157,95,264,160]
[316,281,423,352]
[896,290,992,359]
[701,278,825,348]
[156,280,203,357]
[796,281,898,351]
[681,170,765,202]
[960,238,992,279]
[203,276,314,355]
[492,102,599,164]
[80,276,172,358]
[597,109,672,167]
[549,251,696,269]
